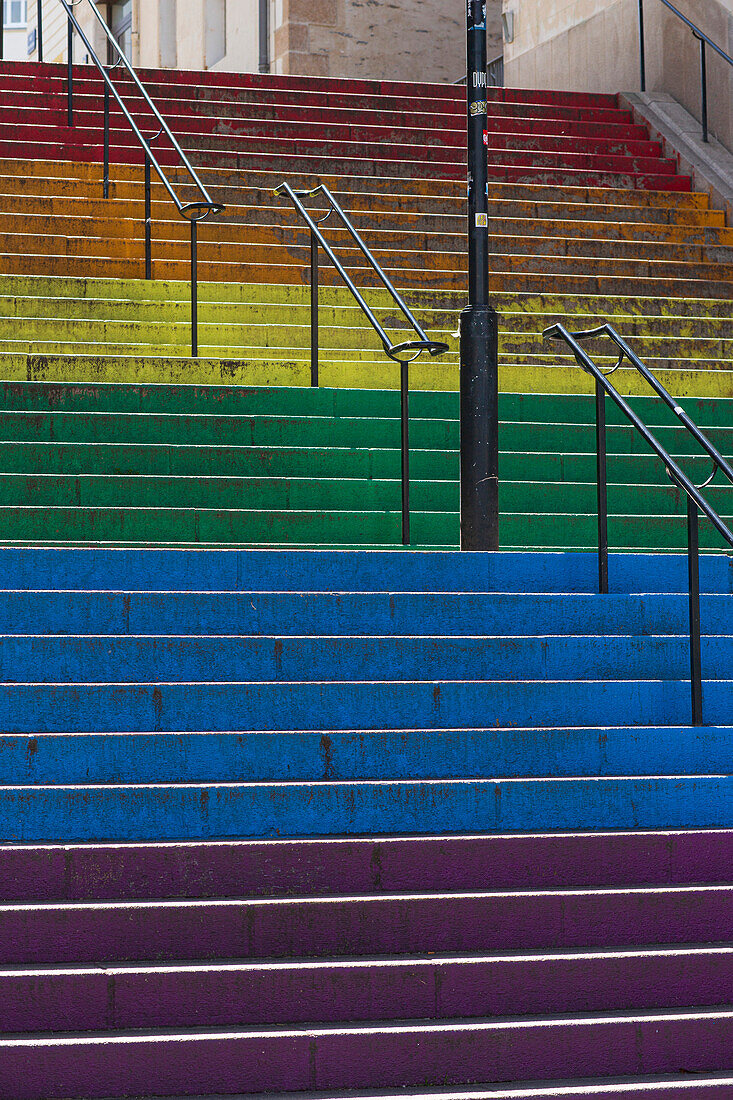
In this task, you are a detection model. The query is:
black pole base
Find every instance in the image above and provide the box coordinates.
[460,303,499,551]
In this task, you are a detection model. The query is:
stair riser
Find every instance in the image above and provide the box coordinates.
[1,592,727,636]
[0,445,727,489]
[3,776,733,841]
[3,635,732,683]
[3,831,731,901]
[2,950,731,1030]
[3,384,733,428]
[2,727,733,784]
[2,886,733,962]
[3,508,733,550]
[2,680,733,731]
[3,477,732,518]
[0,548,729,593]
[4,116,665,160]
[5,414,733,453]
[3,1015,733,1098]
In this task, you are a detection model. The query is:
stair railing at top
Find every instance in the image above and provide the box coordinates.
[17,0,224,356]
[638,0,733,143]
[275,181,450,548]
[545,321,733,728]
[453,55,504,87]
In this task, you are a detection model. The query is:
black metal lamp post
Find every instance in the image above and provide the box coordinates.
[460,0,500,550]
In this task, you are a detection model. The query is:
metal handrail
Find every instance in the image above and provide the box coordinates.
[545,321,733,727]
[638,0,733,142]
[275,180,450,547]
[62,0,221,219]
[25,0,225,354]
[565,324,733,491]
[453,56,504,87]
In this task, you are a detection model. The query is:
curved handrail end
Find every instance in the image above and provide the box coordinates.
[388,339,450,361]
[180,200,226,221]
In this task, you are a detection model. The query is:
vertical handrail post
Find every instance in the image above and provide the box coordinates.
[67,14,74,126]
[638,0,646,91]
[400,359,410,547]
[687,497,704,726]
[310,230,319,387]
[144,153,152,280]
[190,218,198,357]
[103,82,110,198]
[1,6,4,62]
[595,378,609,594]
[36,0,43,62]
[699,36,709,142]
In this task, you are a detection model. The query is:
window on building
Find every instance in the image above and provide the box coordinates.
[110,0,133,58]
[4,0,27,27]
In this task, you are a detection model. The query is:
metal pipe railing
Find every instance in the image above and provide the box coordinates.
[32,0,224,355]
[275,181,450,547]
[638,0,733,142]
[545,321,733,728]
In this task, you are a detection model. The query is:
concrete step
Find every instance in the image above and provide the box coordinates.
[0,591,728,636]
[2,725,733,784]
[2,832,730,900]
[0,547,727,593]
[2,946,732,1031]
[2,634,731,683]
[1,678,732,732]
[2,1011,733,1098]
[1,883,733,963]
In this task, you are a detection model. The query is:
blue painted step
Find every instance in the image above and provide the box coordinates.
[1,545,731,841]
[2,727,732,784]
[2,548,732,594]
[1,592,731,635]
[3,777,733,842]
[2,680,731,731]
[4,635,733,682]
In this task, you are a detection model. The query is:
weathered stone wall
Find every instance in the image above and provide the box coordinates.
[30,0,502,84]
[503,0,733,150]
[271,0,503,83]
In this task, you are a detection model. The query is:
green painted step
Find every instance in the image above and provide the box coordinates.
[5,409,733,456]
[0,506,728,551]
[0,411,456,448]
[0,442,457,480]
[3,473,731,517]
[3,443,728,489]
[0,506,451,546]
[4,382,733,428]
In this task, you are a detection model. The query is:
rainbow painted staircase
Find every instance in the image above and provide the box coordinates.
[0,64,729,548]
[0,55,732,1096]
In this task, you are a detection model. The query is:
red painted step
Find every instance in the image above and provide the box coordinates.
[0,61,687,194]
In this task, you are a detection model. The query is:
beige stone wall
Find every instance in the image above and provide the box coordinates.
[503,0,733,149]
[657,0,733,150]
[28,0,502,83]
[270,0,503,83]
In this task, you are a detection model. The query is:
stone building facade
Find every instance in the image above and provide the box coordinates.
[502,0,733,150]
[29,0,503,85]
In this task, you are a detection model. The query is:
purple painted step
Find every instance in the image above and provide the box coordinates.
[2,885,733,965]
[60,1081,733,1100]
[3,1010,733,1097]
[1,831,731,901]
[2,946,733,1032]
